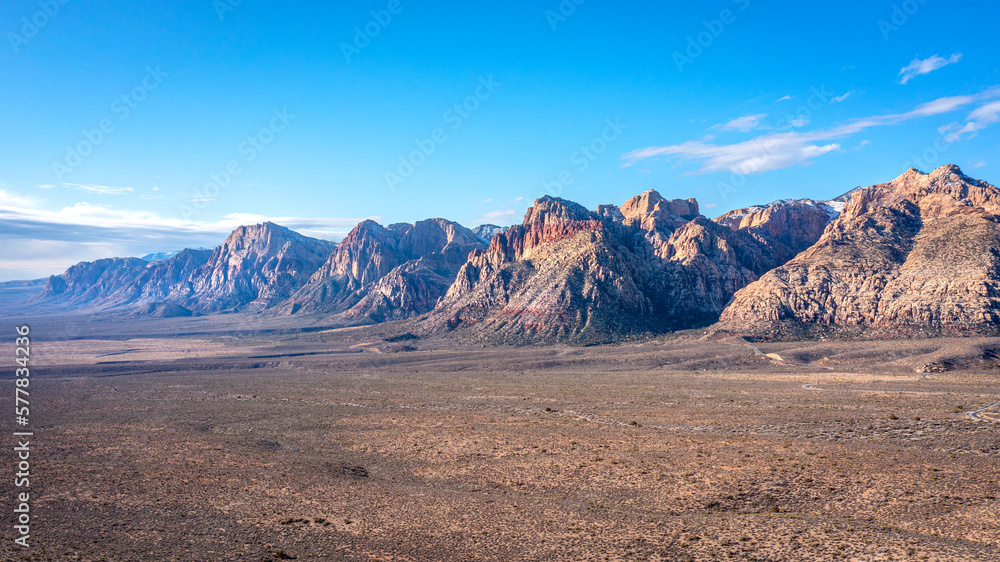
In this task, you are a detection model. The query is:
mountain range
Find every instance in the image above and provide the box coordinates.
[15,164,1000,343]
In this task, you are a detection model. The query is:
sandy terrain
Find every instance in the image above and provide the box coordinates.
[1,315,998,560]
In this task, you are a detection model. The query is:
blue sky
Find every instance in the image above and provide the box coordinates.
[1,0,999,280]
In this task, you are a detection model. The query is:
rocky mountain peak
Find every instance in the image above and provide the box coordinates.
[523,196,597,226]
[713,199,837,268]
[849,164,1000,218]
[597,204,626,222]
[619,190,700,232]
[473,224,508,243]
[282,216,485,318]
[191,224,335,312]
[716,164,1000,340]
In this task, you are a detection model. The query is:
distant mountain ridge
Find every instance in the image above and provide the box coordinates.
[17,165,1000,344]
[34,223,333,314]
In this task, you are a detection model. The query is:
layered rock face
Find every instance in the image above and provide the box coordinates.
[283,218,486,320]
[186,223,335,312]
[427,190,811,344]
[715,199,838,266]
[716,165,1000,339]
[35,258,150,306]
[108,249,214,307]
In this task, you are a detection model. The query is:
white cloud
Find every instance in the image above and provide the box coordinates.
[788,118,810,128]
[939,100,1000,142]
[622,88,1000,175]
[66,183,135,195]
[0,189,42,209]
[831,91,854,104]
[39,183,135,195]
[719,113,767,132]
[480,209,519,222]
[968,100,1000,125]
[899,53,962,85]
[776,95,792,102]
[623,135,841,175]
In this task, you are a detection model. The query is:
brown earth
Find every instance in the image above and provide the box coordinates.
[2,311,998,561]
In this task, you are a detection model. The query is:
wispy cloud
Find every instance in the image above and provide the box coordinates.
[719,113,766,132]
[39,183,135,195]
[939,99,1000,142]
[776,95,792,102]
[623,88,1000,175]
[831,91,854,104]
[899,53,962,85]
[480,209,519,222]
[624,135,841,175]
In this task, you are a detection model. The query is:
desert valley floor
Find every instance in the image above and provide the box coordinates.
[2,309,999,561]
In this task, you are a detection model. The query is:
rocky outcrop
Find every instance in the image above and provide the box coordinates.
[341,254,462,323]
[620,190,699,232]
[135,302,195,318]
[715,199,837,266]
[716,165,1000,339]
[284,218,485,320]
